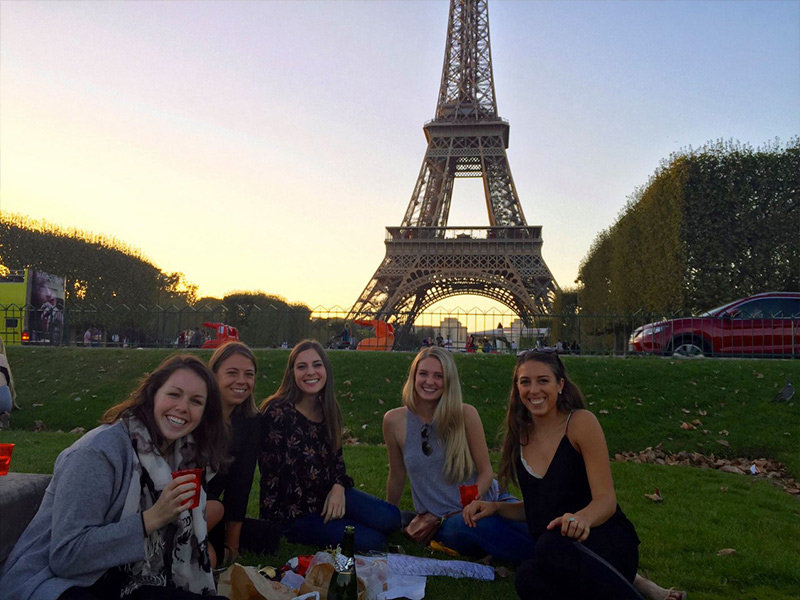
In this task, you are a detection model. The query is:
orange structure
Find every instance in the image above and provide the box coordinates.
[354,319,394,351]
[201,322,240,349]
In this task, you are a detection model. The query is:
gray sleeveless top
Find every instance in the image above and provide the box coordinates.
[403,409,504,516]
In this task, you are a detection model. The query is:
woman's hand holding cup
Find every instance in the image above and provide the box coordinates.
[142,474,198,534]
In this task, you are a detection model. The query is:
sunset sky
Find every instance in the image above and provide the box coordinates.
[1,0,798,311]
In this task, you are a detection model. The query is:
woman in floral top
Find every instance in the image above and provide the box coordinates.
[258,339,400,552]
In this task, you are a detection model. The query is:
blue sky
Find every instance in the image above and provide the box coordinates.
[1,0,798,309]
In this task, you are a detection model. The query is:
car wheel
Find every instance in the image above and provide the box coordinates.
[671,340,706,358]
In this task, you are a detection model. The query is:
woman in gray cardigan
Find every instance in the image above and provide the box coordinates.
[0,354,228,600]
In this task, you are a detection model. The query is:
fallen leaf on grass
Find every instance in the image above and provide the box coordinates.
[720,464,743,474]
[692,419,703,426]
[681,408,691,414]
[377,398,384,405]
[717,548,737,556]
[753,371,764,379]
[343,380,351,386]
[716,439,731,447]
[698,409,708,416]
[69,427,86,435]
[384,377,391,383]
[680,422,697,430]
[720,486,728,492]
[598,409,609,414]
[719,429,729,436]
[32,403,43,407]
[644,487,663,502]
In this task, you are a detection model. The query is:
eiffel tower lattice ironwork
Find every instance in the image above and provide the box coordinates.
[346,0,558,339]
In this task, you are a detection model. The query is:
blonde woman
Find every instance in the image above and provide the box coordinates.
[383,347,534,562]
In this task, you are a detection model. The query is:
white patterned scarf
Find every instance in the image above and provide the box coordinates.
[119,415,217,596]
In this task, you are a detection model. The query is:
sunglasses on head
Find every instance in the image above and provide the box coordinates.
[421,423,433,456]
[516,348,561,361]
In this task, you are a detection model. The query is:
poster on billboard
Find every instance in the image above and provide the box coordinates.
[27,270,66,344]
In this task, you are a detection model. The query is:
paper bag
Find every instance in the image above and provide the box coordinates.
[217,562,296,600]
[298,552,366,600]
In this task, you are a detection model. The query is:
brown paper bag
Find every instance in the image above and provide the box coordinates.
[217,563,296,600]
[298,559,366,600]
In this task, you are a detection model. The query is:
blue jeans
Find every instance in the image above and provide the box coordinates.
[435,511,535,564]
[283,488,401,552]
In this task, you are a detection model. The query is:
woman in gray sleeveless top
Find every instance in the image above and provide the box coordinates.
[382,347,534,563]
[382,348,686,600]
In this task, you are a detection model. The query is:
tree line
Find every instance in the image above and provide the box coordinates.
[576,138,799,316]
[0,215,318,346]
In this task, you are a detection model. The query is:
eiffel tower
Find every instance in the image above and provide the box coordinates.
[347,0,558,341]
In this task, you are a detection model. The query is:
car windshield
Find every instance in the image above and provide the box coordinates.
[699,300,738,317]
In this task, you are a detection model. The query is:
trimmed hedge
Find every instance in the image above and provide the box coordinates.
[578,138,800,314]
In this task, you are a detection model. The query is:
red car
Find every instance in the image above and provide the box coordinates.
[628,292,800,358]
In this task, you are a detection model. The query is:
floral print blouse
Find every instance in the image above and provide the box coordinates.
[259,400,353,523]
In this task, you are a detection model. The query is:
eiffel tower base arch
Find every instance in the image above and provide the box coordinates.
[347,226,558,344]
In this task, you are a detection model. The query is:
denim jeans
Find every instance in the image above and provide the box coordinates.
[435,512,535,564]
[283,488,401,552]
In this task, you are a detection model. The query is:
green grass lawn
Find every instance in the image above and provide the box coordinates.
[1,347,799,599]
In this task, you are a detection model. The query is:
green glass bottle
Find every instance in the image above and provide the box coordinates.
[327,525,358,600]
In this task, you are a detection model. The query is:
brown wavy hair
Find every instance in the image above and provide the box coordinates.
[208,341,259,419]
[260,340,343,451]
[102,354,228,471]
[498,350,584,489]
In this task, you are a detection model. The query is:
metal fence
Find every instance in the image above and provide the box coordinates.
[2,303,797,358]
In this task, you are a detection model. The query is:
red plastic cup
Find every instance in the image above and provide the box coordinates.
[459,484,479,508]
[0,443,14,476]
[171,468,203,509]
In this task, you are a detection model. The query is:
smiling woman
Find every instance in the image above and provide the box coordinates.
[257,339,400,553]
[0,354,229,600]
[205,342,274,568]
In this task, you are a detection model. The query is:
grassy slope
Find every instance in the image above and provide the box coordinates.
[2,347,799,599]
[6,347,799,474]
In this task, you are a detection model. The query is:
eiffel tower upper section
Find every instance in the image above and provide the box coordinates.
[347,0,557,335]
[401,0,527,230]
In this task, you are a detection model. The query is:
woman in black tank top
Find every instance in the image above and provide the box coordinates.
[463,350,686,600]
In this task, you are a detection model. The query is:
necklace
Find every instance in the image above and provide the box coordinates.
[530,415,569,444]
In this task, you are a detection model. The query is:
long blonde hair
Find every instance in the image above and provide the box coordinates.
[402,347,474,484]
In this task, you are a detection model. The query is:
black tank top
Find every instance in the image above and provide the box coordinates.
[517,431,595,538]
